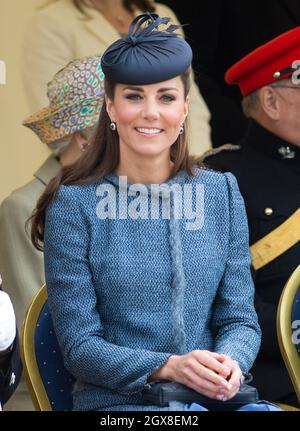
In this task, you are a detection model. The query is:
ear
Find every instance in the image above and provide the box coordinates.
[183,95,189,121]
[259,86,281,120]
[105,95,115,122]
[73,131,89,151]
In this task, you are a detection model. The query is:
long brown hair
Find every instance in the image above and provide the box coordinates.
[31,69,203,251]
[72,0,155,15]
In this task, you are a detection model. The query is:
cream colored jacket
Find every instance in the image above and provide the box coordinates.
[22,0,211,155]
[0,156,60,328]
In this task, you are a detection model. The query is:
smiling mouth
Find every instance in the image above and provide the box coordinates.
[135,127,163,135]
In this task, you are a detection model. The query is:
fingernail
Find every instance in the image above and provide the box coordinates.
[227,383,232,390]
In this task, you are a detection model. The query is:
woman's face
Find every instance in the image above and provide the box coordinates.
[106,76,188,159]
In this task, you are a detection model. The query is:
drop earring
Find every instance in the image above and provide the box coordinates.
[110,121,117,131]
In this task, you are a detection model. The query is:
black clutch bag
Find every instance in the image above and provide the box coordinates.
[142,380,259,411]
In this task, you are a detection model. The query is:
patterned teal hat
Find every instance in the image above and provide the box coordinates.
[23,55,105,144]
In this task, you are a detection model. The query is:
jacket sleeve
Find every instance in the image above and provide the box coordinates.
[44,186,171,396]
[205,155,281,360]
[0,194,45,329]
[212,173,261,371]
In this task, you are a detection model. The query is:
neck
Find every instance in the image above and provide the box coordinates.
[116,154,174,185]
[91,0,134,33]
[59,135,83,167]
[92,0,124,10]
[251,114,300,148]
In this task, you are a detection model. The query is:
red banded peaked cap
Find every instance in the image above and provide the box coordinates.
[225,26,300,96]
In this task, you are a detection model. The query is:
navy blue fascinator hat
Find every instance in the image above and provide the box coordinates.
[101,13,193,85]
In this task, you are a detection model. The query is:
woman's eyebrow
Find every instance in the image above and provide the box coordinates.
[123,86,144,92]
[122,87,179,92]
[157,87,179,93]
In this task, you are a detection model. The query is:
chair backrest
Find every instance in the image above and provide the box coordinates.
[20,285,75,411]
[277,264,300,404]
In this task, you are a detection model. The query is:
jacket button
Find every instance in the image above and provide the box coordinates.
[264,208,274,216]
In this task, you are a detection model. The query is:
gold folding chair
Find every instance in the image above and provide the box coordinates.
[277,264,300,408]
[20,285,75,411]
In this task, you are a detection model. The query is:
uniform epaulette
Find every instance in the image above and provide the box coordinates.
[200,144,241,162]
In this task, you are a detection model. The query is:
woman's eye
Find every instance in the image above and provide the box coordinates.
[125,94,142,100]
[161,95,176,102]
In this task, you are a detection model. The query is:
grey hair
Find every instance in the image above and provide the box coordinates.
[47,126,96,156]
[241,90,260,117]
[242,79,292,117]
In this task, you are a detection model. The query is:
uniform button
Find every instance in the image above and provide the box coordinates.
[264,208,274,216]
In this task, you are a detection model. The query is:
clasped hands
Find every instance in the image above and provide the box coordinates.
[152,350,243,402]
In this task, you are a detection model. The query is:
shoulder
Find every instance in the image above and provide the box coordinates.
[52,182,89,204]
[26,0,79,30]
[201,144,248,174]
[201,144,242,163]
[0,178,45,217]
[189,167,237,194]
[187,169,245,225]
[48,180,102,216]
[44,182,101,243]
[37,0,78,18]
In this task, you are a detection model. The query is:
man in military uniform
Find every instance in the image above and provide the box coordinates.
[204,27,300,406]
[0,276,22,409]
[161,0,300,147]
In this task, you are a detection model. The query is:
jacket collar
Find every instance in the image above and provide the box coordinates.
[34,155,61,186]
[242,119,300,167]
[105,170,187,197]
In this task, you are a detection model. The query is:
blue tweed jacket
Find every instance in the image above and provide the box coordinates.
[44,168,261,411]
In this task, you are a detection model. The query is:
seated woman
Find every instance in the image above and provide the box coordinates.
[31,13,280,411]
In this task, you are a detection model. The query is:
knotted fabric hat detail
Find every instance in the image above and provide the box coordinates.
[101,13,193,85]
[23,55,105,144]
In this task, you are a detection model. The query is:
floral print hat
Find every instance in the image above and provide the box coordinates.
[23,54,105,144]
